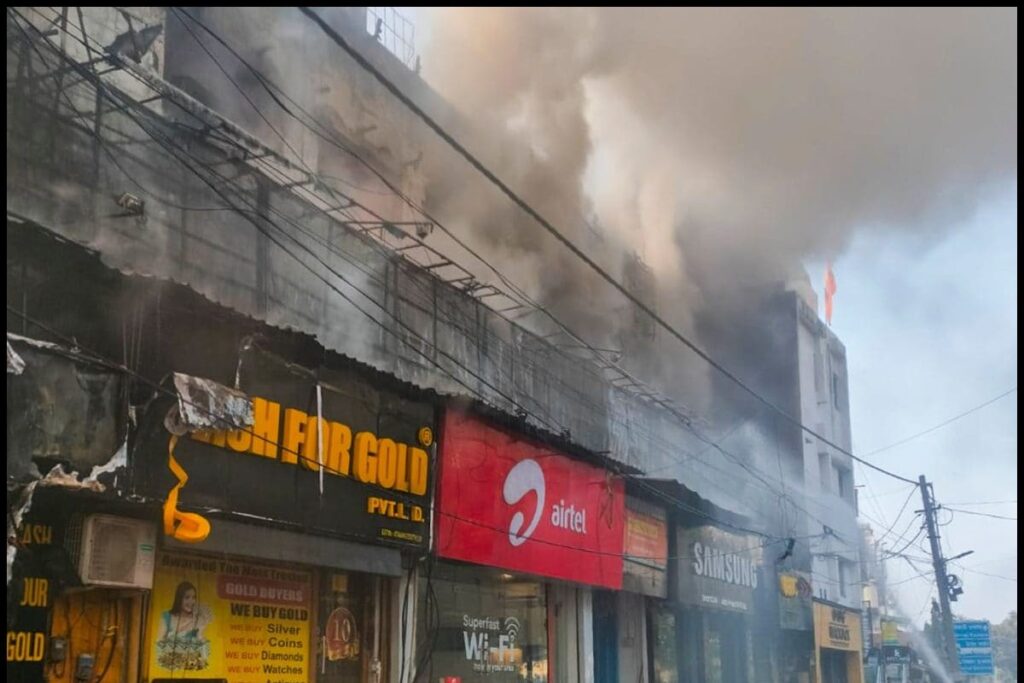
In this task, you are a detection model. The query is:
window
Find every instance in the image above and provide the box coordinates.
[831,362,849,413]
[317,569,387,683]
[834,464,853,502]
[839,559,855,600]
[650,607,678,683]
[818,453,831,492]
[419,563,548,683]
[813,341,825,394]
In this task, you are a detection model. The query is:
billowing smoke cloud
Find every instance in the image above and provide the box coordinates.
[161,7,1015,428]
[418,9,612,338]
[420,7,1017,417]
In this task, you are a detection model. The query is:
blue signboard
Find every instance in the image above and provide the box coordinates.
[954,621,994,676]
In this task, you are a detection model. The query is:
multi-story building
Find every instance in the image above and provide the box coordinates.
[7,7,859,683]
[788,278,865,683]
[696,275,864,683]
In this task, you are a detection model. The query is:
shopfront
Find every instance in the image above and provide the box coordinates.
[778,570,815,683]
[812,600,864,683]
[7,335,131,683]
[429,409,626,683]
[593,497,668,683]
[672,524,766,683]
[130,343,437,683]
[150,531,400,683]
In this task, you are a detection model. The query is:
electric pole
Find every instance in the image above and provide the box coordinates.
[918,475,962,681]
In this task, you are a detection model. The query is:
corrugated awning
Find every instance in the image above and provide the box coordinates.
[162,518,403,577]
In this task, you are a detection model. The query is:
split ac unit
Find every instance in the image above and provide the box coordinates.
[78,514,157,589]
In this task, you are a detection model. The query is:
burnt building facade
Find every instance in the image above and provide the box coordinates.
[8,7,858,683]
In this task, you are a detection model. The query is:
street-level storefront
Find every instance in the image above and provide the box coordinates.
[592,497,669,683]
[812,600,864,683]
[129,342,437,683]
[778,570,816,683]
[672,524,766,683]
[7,333,137,683]
[6,240,437,683]
[150,529,399,683]
[428,408,625,683]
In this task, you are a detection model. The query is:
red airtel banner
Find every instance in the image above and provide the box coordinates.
[435,410,625,589]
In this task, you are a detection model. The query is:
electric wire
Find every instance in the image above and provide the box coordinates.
[12,17,802,544]
[856,463,896,539]
[943,508,1017,522]
[887,566,936,588]
[12,9,782,524]
[881,525,927,562]
[862,387,1018,457]
[856,465,909,572]
[875,487,923,545]
[7,304,781,550]
[914,585,936,623]
[11,9,856,547]
[950,564,1017,583]
[942,500,1016,507]
[859,508,916,550]
[159,10,697,461]
[171,4,726,470]
[298,5,919,486]
[164,8,874,540]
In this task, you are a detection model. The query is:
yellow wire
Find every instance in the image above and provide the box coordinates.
[162,434,211,543]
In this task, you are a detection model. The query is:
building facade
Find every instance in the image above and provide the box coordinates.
[9,7,861,683]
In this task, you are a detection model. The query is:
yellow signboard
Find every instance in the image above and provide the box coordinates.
[813,601,863,653]
[881,619,900,646]
[147,551,312,682]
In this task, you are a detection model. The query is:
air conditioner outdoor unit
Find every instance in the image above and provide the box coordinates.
[78,514,157,589]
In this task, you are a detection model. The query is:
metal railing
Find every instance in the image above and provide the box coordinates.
[366,7,417,71]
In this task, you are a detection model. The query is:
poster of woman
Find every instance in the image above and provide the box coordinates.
[147,551,313,683]
[155,581,214,672]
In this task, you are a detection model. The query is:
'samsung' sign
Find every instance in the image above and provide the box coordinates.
[692,541,759,588]
[677,526,763,614]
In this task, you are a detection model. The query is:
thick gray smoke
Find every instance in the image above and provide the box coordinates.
[162,7,1015,429]
[420,7,1017,416]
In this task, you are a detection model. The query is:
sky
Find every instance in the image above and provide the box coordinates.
[394,6,1017,627]
[815,183,1018,626]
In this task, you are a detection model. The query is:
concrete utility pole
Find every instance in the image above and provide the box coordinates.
[918,475,962,681]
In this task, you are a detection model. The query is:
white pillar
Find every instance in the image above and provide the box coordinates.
[578,587,594,683]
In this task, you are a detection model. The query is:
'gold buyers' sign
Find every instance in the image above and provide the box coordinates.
[147,551,312,682]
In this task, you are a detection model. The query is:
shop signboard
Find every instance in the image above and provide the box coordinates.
[881,618,900,646]
[884,646,910,664]
[6,494,79,681]
[435,410,625,589]
[132,345,435,549]
[953,620,994,676]
[778,570,813,630]
[625,505,668,566]
[623,497,669,597]
[812,601,863,653]
[146,551,313,682]
[676,526,763,614]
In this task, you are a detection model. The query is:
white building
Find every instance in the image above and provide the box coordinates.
[789,275,862,609]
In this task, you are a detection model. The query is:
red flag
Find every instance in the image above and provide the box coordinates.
[824,262,837,325]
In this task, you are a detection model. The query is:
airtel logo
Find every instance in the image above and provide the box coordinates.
[502,459,545,546]
[502,459,589,546]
